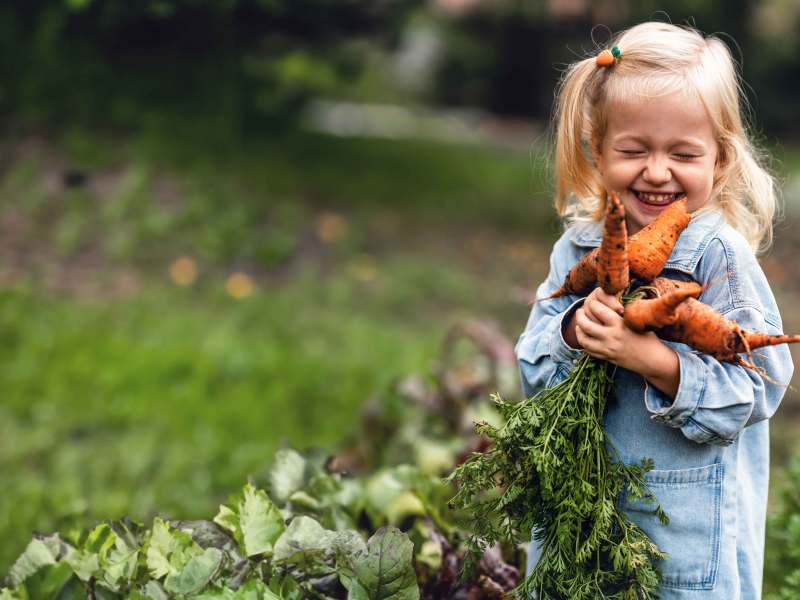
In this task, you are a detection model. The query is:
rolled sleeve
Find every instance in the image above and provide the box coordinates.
[644,349,706,428]
[516,297,584,398]
[637,230,795,446]
[642,308,793,446]
[549,298,585,365]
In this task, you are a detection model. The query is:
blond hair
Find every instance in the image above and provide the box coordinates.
[553,22,778,253]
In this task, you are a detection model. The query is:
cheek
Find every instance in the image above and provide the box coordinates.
[618,193,641,223]
[689,168,716,194]
[600,164,630,185]
[681,170,716,210]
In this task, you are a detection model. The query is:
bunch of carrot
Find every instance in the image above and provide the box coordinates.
[556,191,800,366]
[548,191,691,299]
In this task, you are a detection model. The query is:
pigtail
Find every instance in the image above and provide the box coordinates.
[553,57,605,220]
[716,135,778,254]
[702,36,779,255]
[740,143,778,254]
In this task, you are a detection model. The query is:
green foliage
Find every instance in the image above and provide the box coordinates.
[0,275,529,597]
[1,475,422,599]
[214,485,286,558]
[0,129,551,575]
[0,282,450,575]
[765,455,800,599]
[0,131,552,274]
[0,0,795,141]
[7,535,72,588]
[0,0,421,134]
[448,356,667,599]
[2,442,472,598]
[337,528,419,600]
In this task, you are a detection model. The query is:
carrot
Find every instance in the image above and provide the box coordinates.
[597,191,629,294]
[546,197,691,300]
[650,277,701,296]
[628,199,692,281]
[658,297,800,364]
[547,251,599,299]
[626,277,800,366]
[623,282,703,332]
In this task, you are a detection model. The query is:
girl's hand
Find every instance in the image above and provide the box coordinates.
[574,287,680,398]
[562,287,621,350]
[573,287,630,364]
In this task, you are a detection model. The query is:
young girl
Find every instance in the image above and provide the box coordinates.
[516,22,794,598]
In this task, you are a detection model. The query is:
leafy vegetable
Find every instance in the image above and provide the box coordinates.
[0,324,555,599]
[164,548,224,596]
[214,484,286,558]
[270,449,308,505]
[337,527,419,600]
[7,534,69,586]
[146,518,200,579]
[0,477,429,600]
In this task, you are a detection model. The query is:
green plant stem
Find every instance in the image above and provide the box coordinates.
[448,352,667,599]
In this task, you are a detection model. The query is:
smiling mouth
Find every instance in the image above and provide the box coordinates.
[631,189,686,206]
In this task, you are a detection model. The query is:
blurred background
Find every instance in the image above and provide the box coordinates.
[2,0,800,592]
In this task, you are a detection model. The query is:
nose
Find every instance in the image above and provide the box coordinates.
[643,153,672,185]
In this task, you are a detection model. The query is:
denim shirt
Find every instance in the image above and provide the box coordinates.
[515,208,794,599]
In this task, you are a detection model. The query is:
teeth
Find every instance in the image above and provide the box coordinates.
[636,191,683,205]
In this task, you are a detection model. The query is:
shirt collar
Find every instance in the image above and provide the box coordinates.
[572,207,726,275]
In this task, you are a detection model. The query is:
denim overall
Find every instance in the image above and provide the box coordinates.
[515,209,793,598]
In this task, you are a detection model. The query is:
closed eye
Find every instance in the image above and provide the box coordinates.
[618,149,644,156]
[674,153,699,160]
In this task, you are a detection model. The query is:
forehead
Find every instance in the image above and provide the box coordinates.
[603,89,715,145]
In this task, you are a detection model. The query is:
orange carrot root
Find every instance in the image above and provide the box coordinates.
[628,199,691,281]
[624,283,703,333]
[650,277,703,297]
[738,331,800,353]
[659,297,800,364]
[597,191,629,295]
[545,197,692,301]
[546,249,599,300]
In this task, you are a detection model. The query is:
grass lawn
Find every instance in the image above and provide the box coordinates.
[0,279,436,570]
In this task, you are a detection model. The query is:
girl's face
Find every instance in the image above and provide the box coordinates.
[595,89,719,235]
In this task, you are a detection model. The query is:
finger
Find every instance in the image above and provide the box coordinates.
[575,327,605,358]
[583,297,623,326]
[574,307,589,327]
[575,326,592,349]
[581,299,598,323]
[576,311,608,339]
[594,289,624,314]
[582,296,606,324]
